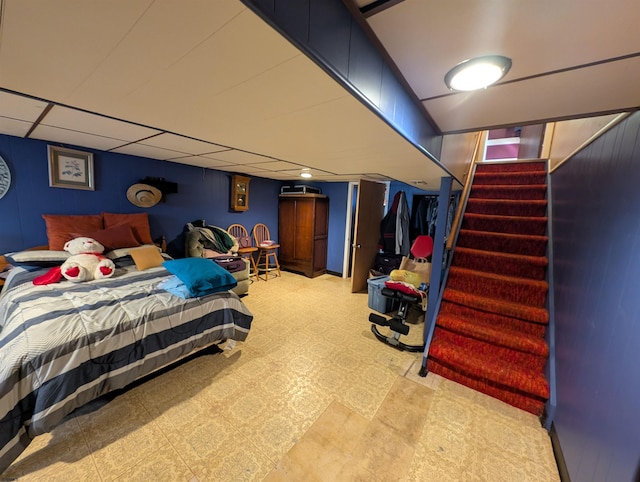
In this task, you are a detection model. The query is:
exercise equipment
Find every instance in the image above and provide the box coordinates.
[368,235,433,352]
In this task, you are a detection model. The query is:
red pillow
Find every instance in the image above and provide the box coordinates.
[42,214,104,250]
[72,224,141,252]
[102,212,153,245]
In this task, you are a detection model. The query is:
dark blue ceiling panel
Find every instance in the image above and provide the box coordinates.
[308,0,351,76]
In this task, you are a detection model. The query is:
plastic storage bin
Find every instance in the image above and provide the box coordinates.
[367,275,398,313]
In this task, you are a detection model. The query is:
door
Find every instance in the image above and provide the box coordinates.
[350,179,386,293]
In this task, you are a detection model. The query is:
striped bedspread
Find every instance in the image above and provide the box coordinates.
[0,264,253,474]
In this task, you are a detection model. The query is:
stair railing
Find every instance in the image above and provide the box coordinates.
[446,131,486,251]
[419,131,486,376]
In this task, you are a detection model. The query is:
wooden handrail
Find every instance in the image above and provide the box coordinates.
[446,131,486,250]
[550,112,631,173]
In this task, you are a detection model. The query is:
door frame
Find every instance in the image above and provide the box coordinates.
[342,180,390,279]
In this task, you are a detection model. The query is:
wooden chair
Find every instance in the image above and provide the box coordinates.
[227,224,258,280]
[252,223,281,281]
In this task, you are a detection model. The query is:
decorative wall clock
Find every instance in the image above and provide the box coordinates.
[231,174,250,211]
[0,155,11,200]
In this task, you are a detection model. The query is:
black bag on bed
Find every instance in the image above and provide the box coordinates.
[374,253,403,275]
[211,256,246,273]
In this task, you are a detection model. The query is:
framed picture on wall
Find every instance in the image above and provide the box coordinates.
[48,145,94,190]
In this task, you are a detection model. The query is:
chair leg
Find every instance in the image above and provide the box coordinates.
[248,254,258,281]
[258,250,280,281]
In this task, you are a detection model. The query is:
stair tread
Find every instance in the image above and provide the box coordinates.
[472,184,547,189]
[459,228,548,241]
[475,171,545,177]
[449,266,548,289]
[429,338,549,399]
[437,313,549,356]
[443,288,549,324]
[464,213,548,223]
[467,198,548,205]
[454,247,548,266]
[475,161,547,173]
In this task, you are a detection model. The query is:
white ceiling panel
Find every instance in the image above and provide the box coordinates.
[70,0,247,109]
[0,92,48,122]
[141,133,229,155]
[0,0,154,101]
[29,125,132,152]
[0,117,34,138]
[245,160,303,171]
[166,155,236,168]
[110,143,190,160]
[425,57,640,133]
[205,150,279,165]
[42,106,160,141]
[0,0,633,188]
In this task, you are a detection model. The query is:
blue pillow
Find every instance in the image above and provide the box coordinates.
[162,258,237,297]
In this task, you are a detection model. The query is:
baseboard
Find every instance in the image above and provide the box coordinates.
[550,422,571,482]
[326,270,342,277]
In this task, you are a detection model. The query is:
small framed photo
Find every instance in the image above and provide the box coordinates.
[48,145,94,190]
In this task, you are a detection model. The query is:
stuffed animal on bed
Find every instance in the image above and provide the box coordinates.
[33,237,116,285]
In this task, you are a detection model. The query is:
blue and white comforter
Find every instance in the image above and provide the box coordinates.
[0,264,253,474]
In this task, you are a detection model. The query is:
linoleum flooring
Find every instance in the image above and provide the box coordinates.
[2,271,559,481]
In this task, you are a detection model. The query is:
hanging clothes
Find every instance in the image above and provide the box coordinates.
[378,191,410,256]
[411,195,438,239]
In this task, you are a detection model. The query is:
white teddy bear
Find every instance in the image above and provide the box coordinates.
[60,237,116,282]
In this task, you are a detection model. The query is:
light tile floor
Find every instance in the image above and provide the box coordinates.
[2,272,560,481]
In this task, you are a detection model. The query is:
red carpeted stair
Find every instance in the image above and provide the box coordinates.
[427,160,550,415]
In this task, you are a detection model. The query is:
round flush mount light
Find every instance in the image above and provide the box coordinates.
[300,169,312,179]
[444,55,512,91]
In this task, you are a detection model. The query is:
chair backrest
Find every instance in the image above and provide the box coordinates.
[252,223,271,246]
[227,223,249,240]
[411,235,434,260]
[227,223,253,248]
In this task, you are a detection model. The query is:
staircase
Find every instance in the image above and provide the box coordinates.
[427,160,550,415]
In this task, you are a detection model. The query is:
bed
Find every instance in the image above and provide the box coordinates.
[0,214,254,475]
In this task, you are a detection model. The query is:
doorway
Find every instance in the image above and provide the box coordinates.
[345,180,389,293]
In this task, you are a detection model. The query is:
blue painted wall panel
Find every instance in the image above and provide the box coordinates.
[551,112,640,482]
[318,181,348,274]
[273,0,309,45]
[0,134,281,255]
[347,26,383,106]
[309,0,351,75]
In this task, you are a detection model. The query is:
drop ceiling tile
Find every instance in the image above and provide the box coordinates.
[231,166,270,175]
[140,133,229,154]
[42,105,160,141]
[110,143,189,160]
[0,116,34,137]
[277,168,336,177]
[244,160,302,171]
[0,92,48,122]
[199,149,234,159]
[311,174,360,182]
[167,155,237,169]
[259,171,298,180]
[30,125,130,151]
[205,150,276,165]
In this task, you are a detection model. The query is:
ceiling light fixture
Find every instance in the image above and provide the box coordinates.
[300,170,312,179]
[444,55,512,91]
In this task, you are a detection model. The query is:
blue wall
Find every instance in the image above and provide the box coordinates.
[551,112,640,482]
[318,181,348,273]
[0,135,282,255]
[0,134,353,275]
